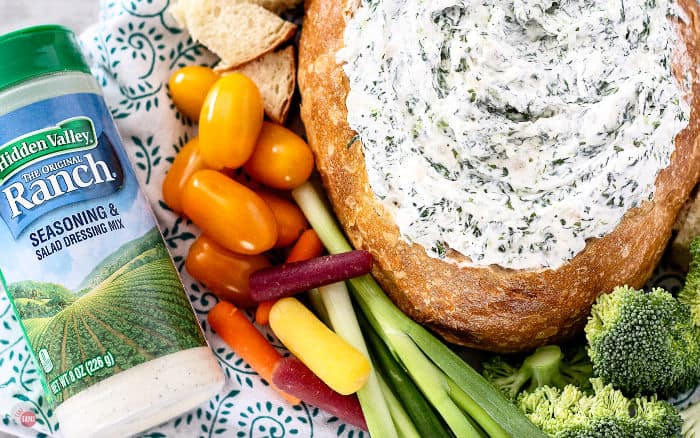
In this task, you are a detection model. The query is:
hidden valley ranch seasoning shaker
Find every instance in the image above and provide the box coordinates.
[0,26,224,437]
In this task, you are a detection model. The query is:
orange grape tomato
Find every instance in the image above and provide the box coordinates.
[162,137,208,213]
[186,235,271,308]
[168,66,219,121]
[256,191,309,248]
[199,73,264,170]
[244,122,315,190]
[182,170,277,254]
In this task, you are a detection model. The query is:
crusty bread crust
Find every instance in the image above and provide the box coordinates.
[298,0,700,352]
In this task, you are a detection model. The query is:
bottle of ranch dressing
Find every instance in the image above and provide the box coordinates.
[0,26,224,437]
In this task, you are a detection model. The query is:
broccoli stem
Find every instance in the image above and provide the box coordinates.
[525,345,568,391]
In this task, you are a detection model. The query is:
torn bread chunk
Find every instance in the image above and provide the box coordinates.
[252,0,303,14]
[171,0,296,69]
[218,46,296,123]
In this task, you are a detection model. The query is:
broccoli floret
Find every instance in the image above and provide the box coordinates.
[585,285,700,397]
[680,401,700,437]
[517,378,682,438]
[482,344,592,400]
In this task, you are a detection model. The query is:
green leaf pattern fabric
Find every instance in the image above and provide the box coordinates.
[0,1,364,436]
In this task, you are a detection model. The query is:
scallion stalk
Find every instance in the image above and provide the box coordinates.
[307,288,331,326]
[315,281,397,437]
[359,309,452,438]
[376,374,422,438]
[292,182,546,438]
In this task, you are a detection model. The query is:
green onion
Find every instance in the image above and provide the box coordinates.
[307,288,330,326]
[361,300,480,437]
[314,281,397,437]
[376,374,422,438]
[293,182,545,438]
[359,309,452,438]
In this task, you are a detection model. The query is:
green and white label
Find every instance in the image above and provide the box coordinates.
[0,117,97,184]
[0,92,207,406]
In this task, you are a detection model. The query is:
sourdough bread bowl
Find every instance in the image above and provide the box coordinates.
[298,0,700,352]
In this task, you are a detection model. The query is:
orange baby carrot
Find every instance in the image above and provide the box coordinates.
[286,229,324,263]
[256,229,325,325]
[255,301,277,326]
[208,301,300,405]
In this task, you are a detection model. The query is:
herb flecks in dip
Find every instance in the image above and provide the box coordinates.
[338,0,690,270]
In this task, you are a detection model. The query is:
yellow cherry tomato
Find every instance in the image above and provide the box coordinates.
[199,73,264,170]
[186,235,271,308]
[168,66,219,121]
[182,170,277,255]
[255,191,308,248]
[244,122,315,190]
[162,137,208,213]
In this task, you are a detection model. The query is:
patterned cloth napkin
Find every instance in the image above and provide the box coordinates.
[0,1,362,437]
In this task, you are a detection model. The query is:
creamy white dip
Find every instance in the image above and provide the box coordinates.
[338,0,690,270]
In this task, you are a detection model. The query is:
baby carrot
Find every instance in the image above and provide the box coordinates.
[208,301,300,405]
[255,302,276,326]
[272,357,368,431]
[256,229,324,325]
[269,297,371,395]
[286,229,324,263]
[250,251,373,302]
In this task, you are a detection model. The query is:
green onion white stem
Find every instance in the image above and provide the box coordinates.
[307,288,330,326]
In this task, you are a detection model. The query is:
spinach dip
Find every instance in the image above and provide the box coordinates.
[338,0,690,269]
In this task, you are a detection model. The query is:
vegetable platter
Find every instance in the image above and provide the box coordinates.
[1,1,700,438]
